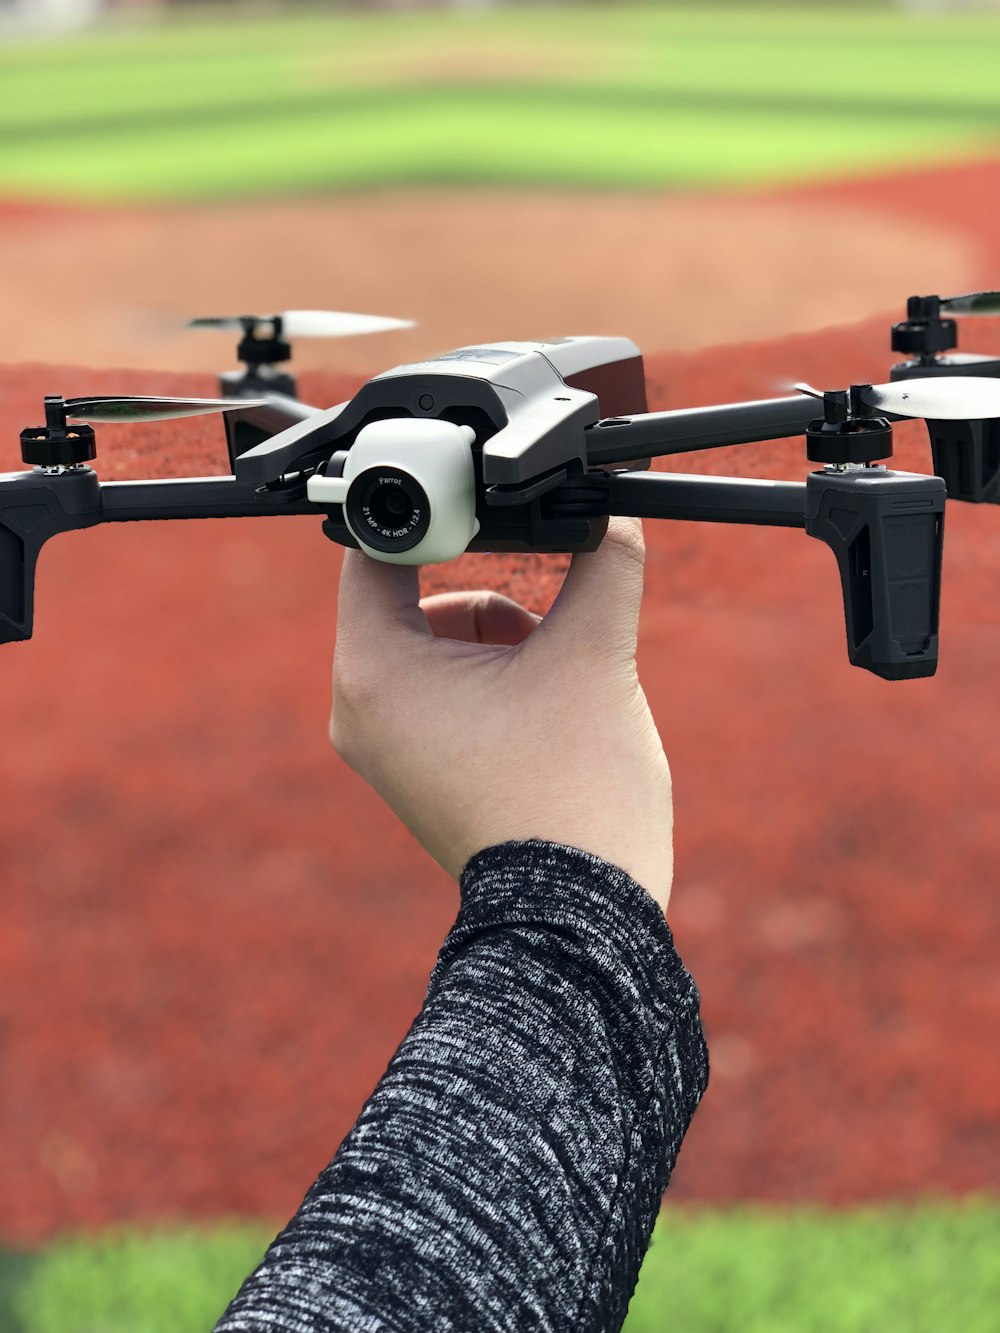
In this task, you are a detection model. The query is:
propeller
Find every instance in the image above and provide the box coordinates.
[189,311,415,338]
[61,395,266,424]
[793,377,1000,421]
[21,395,265,472]
[937,291,1000,316]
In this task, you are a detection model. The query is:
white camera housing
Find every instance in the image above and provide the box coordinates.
[306,417,480,565]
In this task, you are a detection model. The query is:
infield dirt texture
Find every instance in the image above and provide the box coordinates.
[1,159,1000,1243]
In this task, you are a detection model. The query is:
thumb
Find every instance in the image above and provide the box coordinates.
[336,547,432,644]
[540,516,646,656]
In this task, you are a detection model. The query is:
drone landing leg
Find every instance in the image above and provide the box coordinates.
[804,470,944,681]
[923,418,1000,505]
[0,469,101,643]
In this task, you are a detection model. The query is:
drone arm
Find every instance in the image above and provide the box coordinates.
[233,403,351,486]
[99,476,322,522]
[559,468,942,680]
[0,468,327,646]
[602,471,806,527]
[229,395,321,433]
[585,395,822,466]
[222,394,324,473]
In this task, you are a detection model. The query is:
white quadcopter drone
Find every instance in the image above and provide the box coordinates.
[6,294,1000,681]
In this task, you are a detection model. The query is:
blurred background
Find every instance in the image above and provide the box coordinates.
[0,2,998,1330]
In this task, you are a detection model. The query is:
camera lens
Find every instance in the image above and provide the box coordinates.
[345,466,431,554]
[375,488,412,524]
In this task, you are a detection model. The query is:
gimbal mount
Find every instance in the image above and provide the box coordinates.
[1,335,976,681]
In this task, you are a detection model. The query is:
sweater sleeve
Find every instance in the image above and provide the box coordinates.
[213,839,710,1333]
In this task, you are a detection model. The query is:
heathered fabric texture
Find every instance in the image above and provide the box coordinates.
[214,839,710,1333]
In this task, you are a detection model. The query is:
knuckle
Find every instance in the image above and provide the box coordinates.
[475,589,514,619]
[604,516,646,568]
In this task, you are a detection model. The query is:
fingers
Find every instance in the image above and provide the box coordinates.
[336,549,542,650]
[335,521,645,661]
[420,591,542,645]
[336,548,432,645]
[539,516,646,657]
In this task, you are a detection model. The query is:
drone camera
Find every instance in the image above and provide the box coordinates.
[308,418,480,565]
[346,466,432,555]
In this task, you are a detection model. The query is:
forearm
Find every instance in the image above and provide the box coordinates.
[214,839,710,1333]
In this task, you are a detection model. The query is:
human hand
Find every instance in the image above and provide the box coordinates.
[330,517,673,913]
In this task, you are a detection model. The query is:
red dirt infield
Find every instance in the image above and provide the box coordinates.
[1,311,999,1244]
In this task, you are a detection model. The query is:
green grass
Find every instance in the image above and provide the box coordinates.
[1,1197,998,1332]
[1,4,1000,201]
[625,1197,1000,1332]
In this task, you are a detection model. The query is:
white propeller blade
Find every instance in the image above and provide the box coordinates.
[189,311,415,338]
[65,396,265,424]
[788,377,1000,420]
[939,291,1000,316]
[861,377,1000,420]
[281,310,414,338]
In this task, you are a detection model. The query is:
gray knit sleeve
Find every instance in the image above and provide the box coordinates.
[213,838,710,1333]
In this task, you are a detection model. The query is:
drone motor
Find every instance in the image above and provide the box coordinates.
[891,291,1000,380]
[888,293,1000,503]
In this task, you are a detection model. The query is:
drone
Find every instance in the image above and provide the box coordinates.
[5,293,1000,682]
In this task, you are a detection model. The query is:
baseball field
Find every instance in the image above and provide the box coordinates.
[1,4,999,1329]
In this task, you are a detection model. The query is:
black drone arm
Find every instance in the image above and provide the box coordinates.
[0,469,323,645]
[234,402,350,485]
[543,468,943,681]
[99,476,320,522]
[220,392,324,474]
[602,471,806,526]
[585,394,823,466]
[560,391,942,680]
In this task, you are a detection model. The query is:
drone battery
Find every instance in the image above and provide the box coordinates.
[535,337,649,472]
[558,351,647,418]
[805,468,945,681]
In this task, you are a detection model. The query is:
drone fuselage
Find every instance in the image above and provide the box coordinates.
[238,337,651,562]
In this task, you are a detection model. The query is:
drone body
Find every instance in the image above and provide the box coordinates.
[265,336,648,565]
[8,294,1000,681]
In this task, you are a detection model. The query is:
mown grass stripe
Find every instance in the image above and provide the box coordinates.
[5,84,1000,150]
[1,1198,997,1333]
[2,4,1000,201]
